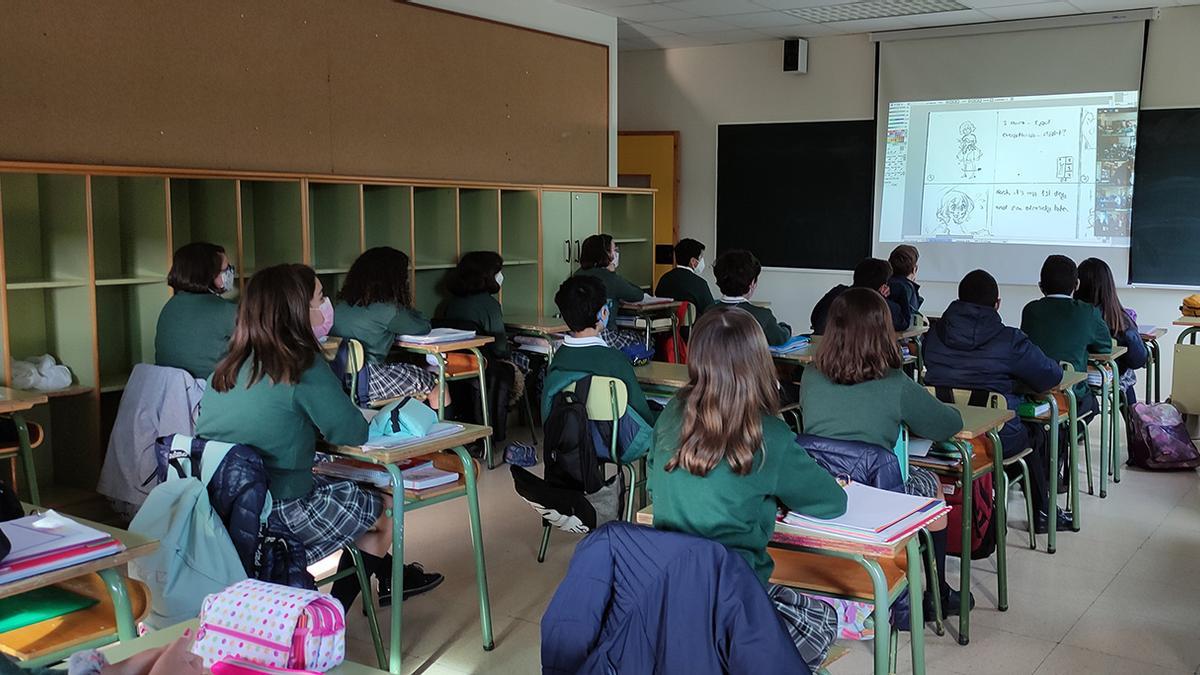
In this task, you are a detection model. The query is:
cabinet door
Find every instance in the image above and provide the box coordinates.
[569,191,599,271]
[541,191,574,315]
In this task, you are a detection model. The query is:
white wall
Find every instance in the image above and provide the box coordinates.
[619,6,1200,395]
[413,0,619,185]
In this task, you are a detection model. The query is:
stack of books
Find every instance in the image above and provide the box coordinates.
[780,483,950,548]
[768,335,811,355]
[0,512,124,584]
[514,334,564,354]
[397,328,476,344]
[615,315,673,330]
[315,455,463,498]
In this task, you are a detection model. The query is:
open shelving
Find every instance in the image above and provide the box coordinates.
[309,182,363,274]
[459,188,500,254]
[1,173,90,288]
[91,176,169,285]
[169,178,239,263]
[96,283,169,393]
[412,187,458,268]
[602,193,654,291]
[500,189,540,267]
[240,180,304,275]
[363,184,412,254]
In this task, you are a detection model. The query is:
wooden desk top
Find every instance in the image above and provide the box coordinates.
[504,315,569,334]
[332,423,492,465]
[619,300,682,315]
[99,620,388,675]
[1140,327,1168,340]
[952,404,1014,440]
[772,345,817,365]
[1089,345,1128,362]
[0,508,158,599]
[1041,371,1087,393]
[0,387,49,414]
[635,362,690,389]
[395,336,494,353]
[1173,316,1200,327]
[897,325,930,340]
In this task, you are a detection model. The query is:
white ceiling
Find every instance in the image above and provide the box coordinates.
[555,0,1196,50]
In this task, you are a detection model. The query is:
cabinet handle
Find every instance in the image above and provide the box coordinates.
[564,240,570,263]
[574,239,580,263]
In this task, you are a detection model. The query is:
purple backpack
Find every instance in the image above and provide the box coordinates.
[1127,403,1200,470]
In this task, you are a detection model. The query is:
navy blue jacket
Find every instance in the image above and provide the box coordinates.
[799,434,904,493]
[811,284,911,335]
[888,276,923,316]
[923,301,1062,446]
[542,522,810,675]
[1114,312,1149,380]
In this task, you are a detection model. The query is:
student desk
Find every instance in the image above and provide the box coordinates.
[95,620,388,674]
[1140,327,1167,403]
[1173,315,1200,345]
[636,506,928,675]
[634,361,689,392]
[618,300,683,361]
[1,508,157,667]
[898,324,930,382]
[394,336,496,468]
[331,424,495,674]
[772,341,918,370]
[1021,370,1087,552]
[0,387,51,504]
[909,404,1013,646]
[504,315,568,364]
[1089,345,1128,495]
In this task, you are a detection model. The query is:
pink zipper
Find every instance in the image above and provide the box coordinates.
[201,623,292,653]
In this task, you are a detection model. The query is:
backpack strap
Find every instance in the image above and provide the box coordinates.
[573,374,592,406]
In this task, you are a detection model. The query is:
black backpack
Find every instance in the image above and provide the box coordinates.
[542,376,606,494]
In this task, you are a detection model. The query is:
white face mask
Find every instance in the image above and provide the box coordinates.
[610,250,620,270]
[694,257,706,276]
[495,271,504,287]
[217,267,236,294]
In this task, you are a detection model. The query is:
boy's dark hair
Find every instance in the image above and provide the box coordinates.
[959,269,999,307]
[555,275,607,333]
[674,238,705,266]
[168,242,226,294]
[447,251,503,297]
[578,234,614,270]
[713,249,761,297]
[852,258,892,290]
[1039,255,1078,296]
[888,244,919,278]
[338,246,412,308]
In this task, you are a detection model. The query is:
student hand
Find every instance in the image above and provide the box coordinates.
[147,636,203,675]
[835,473,853,488]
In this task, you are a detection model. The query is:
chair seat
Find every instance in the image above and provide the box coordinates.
[1001,447,1033,466]
[767,547,907,602]
[0,422,44,457]
[0,574,150,662]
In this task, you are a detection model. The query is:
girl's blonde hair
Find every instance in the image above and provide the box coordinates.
[666,305,780,476]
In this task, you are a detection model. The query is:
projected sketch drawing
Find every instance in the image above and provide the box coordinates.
[1082,112,1096,149]
[957,122,983,178]
[933,188,990,237]
[1057,156,1074,182]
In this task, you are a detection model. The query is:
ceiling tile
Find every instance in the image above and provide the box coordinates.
[618,20,677,37]
[659,0,765,15]
[643,16,734,32]
[903,8,994,24]
[722,10,812,27]
[1065,0,1156,9]
[618,36,661,50]
[820,16,919,31]
[750,0,862,9]
[958,0,1058,7]
[606,3,696,21]
[647,33,710,48]
[697,28,775,43]
[980,1,1080,17]
[755,21,839,36]
[558,0,649,8]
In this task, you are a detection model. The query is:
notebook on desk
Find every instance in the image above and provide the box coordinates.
[397,328,476,344]
[781,483,948,545]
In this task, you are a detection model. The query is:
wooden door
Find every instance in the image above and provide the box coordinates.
[618,132,678,286]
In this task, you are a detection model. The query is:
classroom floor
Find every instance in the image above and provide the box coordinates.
[312,430,1197,673]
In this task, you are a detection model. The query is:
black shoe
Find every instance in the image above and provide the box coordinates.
[1034,509,1075,535]
[401,562,444,601]
[330,551,363,612]
[940,589,976,617]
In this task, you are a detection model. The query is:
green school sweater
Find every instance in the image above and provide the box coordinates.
[800,368,963,450]
[195,359,368,499]
[655,267,716,314]
[543,343,655,424]
[1020,297,1112,399]
[441,292,509,359]
[154,292,237,379]
[575,267,645,305]
[648,397,848,586]
[713,300,791,347]
[331,302,431,363]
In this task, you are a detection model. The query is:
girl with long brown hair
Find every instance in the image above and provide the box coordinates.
[800,287,965,614]
[647,305,847,669]
[196,264,442,608]
[1074,257,1148,405]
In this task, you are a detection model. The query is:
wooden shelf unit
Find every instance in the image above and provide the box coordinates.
[0,159,654,491]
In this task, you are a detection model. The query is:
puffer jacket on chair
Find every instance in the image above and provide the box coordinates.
[797,434,905,492]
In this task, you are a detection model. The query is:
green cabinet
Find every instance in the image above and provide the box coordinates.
[540,191,599,314]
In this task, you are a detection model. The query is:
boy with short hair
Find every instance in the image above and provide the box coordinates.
[542,275,656,459]
[888,244,924,317]
[710,249,791,346]
[1021,255,1113,416]
[654,238,715,314]
[810,258,911,335]
[924,269,1070,532]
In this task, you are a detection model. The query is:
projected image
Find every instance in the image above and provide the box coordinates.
[879,91,1138,247]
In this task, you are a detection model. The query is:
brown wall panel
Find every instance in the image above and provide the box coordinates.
[0,0,608,185]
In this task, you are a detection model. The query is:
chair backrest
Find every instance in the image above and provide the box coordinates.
[925,385,1006,410]
[565,376,628,465]
[913,312,929,328]
[321,337,368,405]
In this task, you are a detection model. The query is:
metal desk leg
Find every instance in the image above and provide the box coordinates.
[11,412,39,505]
[671,313,681,363]
[97,568,136,641]
[954,439,973,644]
[860,558,891,675]
[1154,340,1161,403]
[434,354,447,421]
[988,429,1007,612]
[1066,390,1080,532]
[1046,395,1060,554]
[1110,361,1122,484]
[468,347,494,470]
[906,537,926,675]
[383,464,407,675]
[450,446,495,652]
[1098,366,1109,499]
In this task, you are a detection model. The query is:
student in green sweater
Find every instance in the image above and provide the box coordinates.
[654,238,715,315]
[799,287,968,614]
[542,275,656,461]
[154,242,237,379]
[1021,255,1113,417]
[648,305,847,669]
[330,247,445,408]
[195,264,443,608]
[710,249,791,346]
[575,233,649,351]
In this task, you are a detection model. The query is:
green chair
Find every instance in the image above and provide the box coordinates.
[0,416,43,505]
[537,376,637,563]
[315,548,388,669]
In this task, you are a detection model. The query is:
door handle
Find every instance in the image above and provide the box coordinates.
[564,240,570,263]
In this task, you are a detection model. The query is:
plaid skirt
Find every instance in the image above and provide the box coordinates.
[601,326,644,351]
[367,362,437,401]
[905,465,941,499]
[267,475,383,565]
[768,584,839,669]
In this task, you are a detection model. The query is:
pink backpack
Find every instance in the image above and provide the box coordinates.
[1127,403,1200,470]
[192,579,346,672]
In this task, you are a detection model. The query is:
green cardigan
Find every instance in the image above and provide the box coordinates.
[441,292,509,359]
[655,267,716,314]
[712,299,791,347]
[331,301,431,363]
[154,292,237,379]
[1020,296,1112,399]
[648,397,848,586]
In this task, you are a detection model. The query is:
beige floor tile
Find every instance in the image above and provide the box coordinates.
[1033,644,1191,675]
[1063,604,1200,671]
[968,587,1094,642]
[1090,571,1200,630]
[903,624,1057,675]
